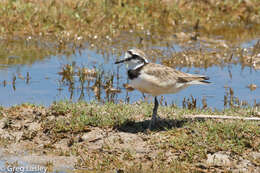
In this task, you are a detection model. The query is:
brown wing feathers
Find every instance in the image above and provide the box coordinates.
[144,63,210,84]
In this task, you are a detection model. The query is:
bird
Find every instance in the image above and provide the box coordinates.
[115,48,210,129]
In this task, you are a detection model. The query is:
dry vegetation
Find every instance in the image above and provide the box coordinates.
[0,0,259,42]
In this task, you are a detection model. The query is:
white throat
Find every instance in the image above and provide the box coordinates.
[126,61,145,70]
[133,62,145,70]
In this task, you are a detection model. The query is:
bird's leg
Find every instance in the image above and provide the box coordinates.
[149,96,159,129]
[152,96,159,121]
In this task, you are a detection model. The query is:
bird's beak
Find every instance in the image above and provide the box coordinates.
[115,52,129,64]
[115,59,125,64]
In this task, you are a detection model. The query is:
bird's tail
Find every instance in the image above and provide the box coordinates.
[178,76,211,84]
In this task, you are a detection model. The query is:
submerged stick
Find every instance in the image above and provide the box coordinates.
[183,115,260,121]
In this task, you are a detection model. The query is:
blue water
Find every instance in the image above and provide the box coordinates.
[0,42,259,109]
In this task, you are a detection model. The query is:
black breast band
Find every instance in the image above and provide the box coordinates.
[127,64,146,80]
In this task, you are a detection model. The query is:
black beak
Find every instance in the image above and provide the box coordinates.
[115,59,125,64]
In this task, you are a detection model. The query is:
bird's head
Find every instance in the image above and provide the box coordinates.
[115,48,148,69]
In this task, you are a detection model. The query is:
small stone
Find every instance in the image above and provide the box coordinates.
[0,117,8,129]
[13,131,23,142]
[81,129,103,142]
[47,115,56,121]
[54,138,70,151]
[234,159,255,173]
[206,152,231,166]
[0,129,11,139]
[12,121,24,130]
[28,122,41,131]
[249,152,260,161]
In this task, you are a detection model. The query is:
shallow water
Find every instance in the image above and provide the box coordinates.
[0,38,259,109]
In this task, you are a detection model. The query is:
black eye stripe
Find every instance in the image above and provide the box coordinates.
[128,51,141,58]
[132,54,141,59]
[126,54,141,61]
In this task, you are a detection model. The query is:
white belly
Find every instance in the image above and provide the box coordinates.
[129,73,189,96]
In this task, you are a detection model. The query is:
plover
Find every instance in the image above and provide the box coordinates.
[115,48,210,129]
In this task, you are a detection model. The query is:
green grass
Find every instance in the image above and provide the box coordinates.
[48,100,259,133]
[167,120,259,160]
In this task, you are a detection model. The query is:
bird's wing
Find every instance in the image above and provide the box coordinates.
[143,63,209,84]
[142,63,179,82]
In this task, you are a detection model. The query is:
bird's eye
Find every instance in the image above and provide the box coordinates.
[132,54,141,59]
